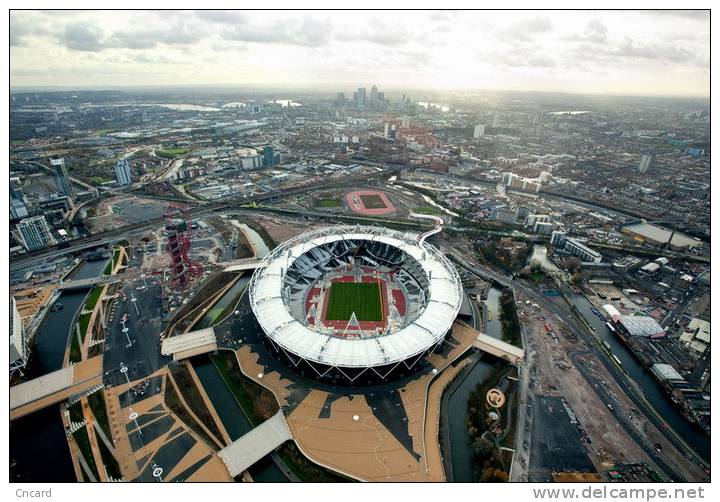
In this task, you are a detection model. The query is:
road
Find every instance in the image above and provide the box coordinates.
[11,168,405,271]
[570,350,683,481]
[446,252,708,479]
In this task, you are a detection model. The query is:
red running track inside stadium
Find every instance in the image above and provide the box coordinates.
[304,272,407,338]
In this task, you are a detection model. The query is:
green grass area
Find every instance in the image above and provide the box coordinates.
[164,378,219,451]
[209,352,278,426]
[78,313,91,340]
[69,330,82,364]
[86,286,103,311]
[530,270,545,284]
[499,289,522,346]
[314,198,342,208]
[278,442,352,482]
[103,249,121,275]
[157,147,193,158]
[168,362,224,443]
[87,391,112,443]
[325,281,382,321]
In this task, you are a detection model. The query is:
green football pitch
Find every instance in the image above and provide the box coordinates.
[325,281,383,322]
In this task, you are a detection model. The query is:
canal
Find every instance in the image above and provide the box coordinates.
[10,259,108,482]
[484,288,502,340]
[445,288,504,482]
[231,220,271,258]
[570,294,710,461]
[194,274,250,330]
[191,354,289,482]
[28,259,108,378]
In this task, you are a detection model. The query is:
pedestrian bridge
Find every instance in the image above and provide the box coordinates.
[10,357,104,420]
[58,275,121,291]
[218,411,292,477]
[161,327,218,361]
[473,332,525,364]
[220,259,265,272]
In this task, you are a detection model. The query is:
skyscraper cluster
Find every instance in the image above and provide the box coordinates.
[338,84,385,110]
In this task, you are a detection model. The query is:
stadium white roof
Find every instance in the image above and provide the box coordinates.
[249,226,463,368]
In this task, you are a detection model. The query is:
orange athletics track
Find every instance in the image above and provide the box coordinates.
[345,189,396,215]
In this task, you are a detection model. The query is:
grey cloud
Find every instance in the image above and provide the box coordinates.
[10,13,53,47]
[194,10,248,24]
[584,20,607,43]
[564,20,607,44]
[60,22,105,51]
[106,23,206,49]
[57,21,205,52]
[644,10,709,21]
[617,37,694,63]
[222,17,332,47]
[499,17,553,42]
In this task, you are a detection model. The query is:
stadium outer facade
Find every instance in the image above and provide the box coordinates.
[248,225,463,385]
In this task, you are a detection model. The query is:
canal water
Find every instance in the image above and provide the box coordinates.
[443,288,504,482]
[570,294,710,461]
[528,244,564,278]
[192,354,289,482]
[194,274,250,330]
[484,288,502,340]
[10,405,76,482]
[232,220,271,258]
[445,360,497,482]
[29,258,108,378]
[10,259,108,482]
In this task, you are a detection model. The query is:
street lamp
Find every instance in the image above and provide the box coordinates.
[130,296,139,316]
[129,409,142,436]
[119,362,131,387]
[122,327,132,348]
[152,464,163,482]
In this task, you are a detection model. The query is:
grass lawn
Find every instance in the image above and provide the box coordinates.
[315,198,341,208]
[325,281,383,322]
[359,194,387,209]
[157,147,192,158]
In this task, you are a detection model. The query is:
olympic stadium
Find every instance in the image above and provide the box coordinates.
[248,225,463,385]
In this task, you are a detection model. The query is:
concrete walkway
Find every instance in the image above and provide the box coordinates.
[217,411,292,477]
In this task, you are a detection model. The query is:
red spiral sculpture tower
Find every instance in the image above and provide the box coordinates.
[165,205,203,290]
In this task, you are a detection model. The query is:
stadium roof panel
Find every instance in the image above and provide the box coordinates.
[249,226,463,368]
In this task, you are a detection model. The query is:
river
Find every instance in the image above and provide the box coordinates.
[569,294,710,461]
[10,259,108,482]
[191,355,289,482]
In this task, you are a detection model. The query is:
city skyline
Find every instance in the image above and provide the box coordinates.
[10,10,710,97]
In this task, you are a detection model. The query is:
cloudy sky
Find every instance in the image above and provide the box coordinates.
[10,10,710,96]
